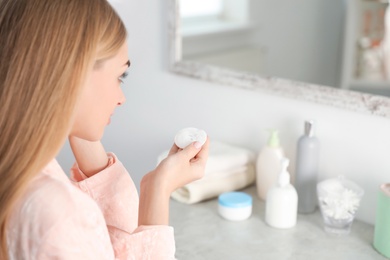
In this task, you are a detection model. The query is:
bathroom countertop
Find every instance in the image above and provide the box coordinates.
[169,185,387,260]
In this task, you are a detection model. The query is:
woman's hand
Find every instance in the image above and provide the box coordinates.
[68,136,109,177]
[138,137,210,226]
[152,137,210,194]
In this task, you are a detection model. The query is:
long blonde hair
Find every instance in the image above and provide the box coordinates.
[0,0,126,258]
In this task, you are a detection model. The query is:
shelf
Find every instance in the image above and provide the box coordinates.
[340,0,390,97]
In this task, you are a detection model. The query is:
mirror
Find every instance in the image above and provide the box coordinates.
[168,0,390,118]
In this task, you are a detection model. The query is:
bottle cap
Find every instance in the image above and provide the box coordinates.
[268,130,280,148]
[304,120,315,137]
[218,192,252,208]
[278,158,290,187]
[218,192,253,221]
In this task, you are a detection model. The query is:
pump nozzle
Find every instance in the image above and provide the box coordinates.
[278,158,290,187]
[304,120,315,137]
[268,130,280,148]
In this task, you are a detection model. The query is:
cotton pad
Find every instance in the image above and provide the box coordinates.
[174,127,207,149]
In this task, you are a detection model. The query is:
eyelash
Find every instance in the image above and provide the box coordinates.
[119,71,129,83]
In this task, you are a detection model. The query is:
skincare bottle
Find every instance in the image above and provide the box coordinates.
[256,130,284,201]
[265,158,298,229]
[295,120,320,213]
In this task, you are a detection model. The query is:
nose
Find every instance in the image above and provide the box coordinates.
[117,88,126,106]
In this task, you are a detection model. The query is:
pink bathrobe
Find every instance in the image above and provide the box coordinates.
[7,153,176,259]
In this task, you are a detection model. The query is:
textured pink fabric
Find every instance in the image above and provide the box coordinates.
[7,153,175,259]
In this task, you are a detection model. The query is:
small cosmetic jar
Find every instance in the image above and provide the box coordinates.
[218,192,252,221]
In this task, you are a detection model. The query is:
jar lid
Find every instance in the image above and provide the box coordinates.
[218,192,252,208]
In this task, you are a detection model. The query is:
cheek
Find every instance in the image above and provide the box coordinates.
[70,97,102,140]
[92,74,119,108]
[70,79,116,140]
[98,84,122,117]
[88,83,117,125]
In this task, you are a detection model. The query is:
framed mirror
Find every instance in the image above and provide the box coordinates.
[168,0,390,118]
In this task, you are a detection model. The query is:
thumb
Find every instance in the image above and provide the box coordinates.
[180,141,203,160]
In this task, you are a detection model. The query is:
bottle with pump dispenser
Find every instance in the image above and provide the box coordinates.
[294,120,320,214]
[265,158,298,229]
[256,130,284,201]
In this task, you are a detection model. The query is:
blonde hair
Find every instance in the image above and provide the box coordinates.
[0,0,126,258]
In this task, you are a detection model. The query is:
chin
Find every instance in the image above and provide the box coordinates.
[70,129,104,142]
[83,135,102,142]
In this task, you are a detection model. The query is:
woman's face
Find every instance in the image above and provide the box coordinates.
[70,42,130,141]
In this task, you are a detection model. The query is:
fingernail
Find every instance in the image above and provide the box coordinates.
[194,141,202,149]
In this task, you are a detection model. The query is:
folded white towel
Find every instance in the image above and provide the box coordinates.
[204,141,255,173]
[170,164,255,204]
[157,141,255,175]
[201,165,248,181]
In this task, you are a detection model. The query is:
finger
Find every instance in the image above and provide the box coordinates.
[192,137,210,164]
[168,143,180,156]
[179,139,206,160]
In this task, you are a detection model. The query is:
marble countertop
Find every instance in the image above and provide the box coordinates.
[169,185,387,260]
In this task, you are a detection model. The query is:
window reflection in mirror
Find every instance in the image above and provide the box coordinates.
[178,0,390,97]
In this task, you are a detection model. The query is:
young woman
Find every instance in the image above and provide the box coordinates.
[0,0,209,259]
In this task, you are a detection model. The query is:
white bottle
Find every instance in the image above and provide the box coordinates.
[256,130,284,201]
[265,158,298,229]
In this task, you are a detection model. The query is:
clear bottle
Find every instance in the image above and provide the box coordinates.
[265,158,298,229]
[256,130,284,201]
[295,120,320,213]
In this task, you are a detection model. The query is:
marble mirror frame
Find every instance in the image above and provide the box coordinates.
[168,0,390,119]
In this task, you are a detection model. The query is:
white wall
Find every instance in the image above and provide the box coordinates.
[57,0,390,225]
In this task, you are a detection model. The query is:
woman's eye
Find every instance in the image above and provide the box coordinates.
[119,71,129,84]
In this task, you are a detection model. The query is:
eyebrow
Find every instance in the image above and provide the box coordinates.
[124,60,131,67]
